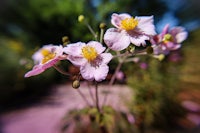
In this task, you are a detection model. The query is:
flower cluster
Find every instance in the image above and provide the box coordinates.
[24,13,188,82]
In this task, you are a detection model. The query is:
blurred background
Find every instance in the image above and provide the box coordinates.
[0,0,200,133]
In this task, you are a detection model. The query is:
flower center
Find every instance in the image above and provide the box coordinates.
[163,34,173,43]
[121,17,138,31]
[41,49,56,64]
[82,46,98,61]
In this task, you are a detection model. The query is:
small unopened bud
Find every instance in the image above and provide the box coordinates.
[62,36,70,46]
[99,23,106,29]
[146,46,153,54]
[78,15,85,22]
[127,45,135,53]
[72,80,80,89]
[155,54,165,61]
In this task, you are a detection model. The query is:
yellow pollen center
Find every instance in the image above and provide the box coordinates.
[121,17,138,31]
[163,34,173,43]
[82,46,97,61]
[41,49,56,64]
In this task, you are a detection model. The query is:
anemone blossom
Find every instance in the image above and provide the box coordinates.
[63,41,112,81]
[24,45,66,77]
[104,13,156,51]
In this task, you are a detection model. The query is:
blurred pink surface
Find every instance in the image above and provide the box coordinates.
[0,83,132,133]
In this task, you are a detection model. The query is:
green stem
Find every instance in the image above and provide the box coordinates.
[100,28,104,44]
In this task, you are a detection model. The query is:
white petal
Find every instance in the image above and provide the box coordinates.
[104,28,130,51]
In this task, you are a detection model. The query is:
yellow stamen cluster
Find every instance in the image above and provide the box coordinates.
[41,49,56,64]
[121,17,138,31]
[163,34,173,43]
[82,46,97,61]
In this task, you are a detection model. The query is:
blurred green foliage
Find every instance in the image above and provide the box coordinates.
[61,106,137,133]
[126,52,186,131]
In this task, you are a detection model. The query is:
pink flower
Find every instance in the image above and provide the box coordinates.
[104,13,156,51]
[63,41,112,82]
[24,45,66,77]
[151,24,188,55]
[140,62,148,70]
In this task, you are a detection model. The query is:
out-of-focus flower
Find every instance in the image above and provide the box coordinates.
[168,51,182,62]
[116,71,125,82]
[24,45,67,77]
[140,62,148,70]
[63,41,112,82]
[151,24,188,55]
[104,13,156,51]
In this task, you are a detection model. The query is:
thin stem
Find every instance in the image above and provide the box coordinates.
[53,65,71,76]
[109,61,123,86]
[105,48,110,53]
[95,81,101,112]
[87,81,96,106]
[112,49,147,59]
[100,28,104,44]
[77,89,92,107]
[85,21,98,40]
[102,54,126,106]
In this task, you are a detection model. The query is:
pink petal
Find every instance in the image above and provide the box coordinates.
[67,55,87,66]
[80,63,95,81]
[104,28,130,51]
[87,41,105,54]
[63,42,85,56]
[24,65,45,77]
[111,13,131,28]
[101,53,113,64]
[170,27,187,43]
[80,63,109,82]
[161,24,170,38]
[136,16,156,36]
[171,44,181,50]
[24,58,59,77]
[94,64,109,81]
[129,34,149,46]
[175,30,188,43]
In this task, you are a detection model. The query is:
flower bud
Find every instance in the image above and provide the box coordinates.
[62,36,70,46]
[155,54,165,61]
[72,80,80,89]
[146,46,153,54]
[78,15,85,22]
[99,23,106,29]
[127,45,135,53]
